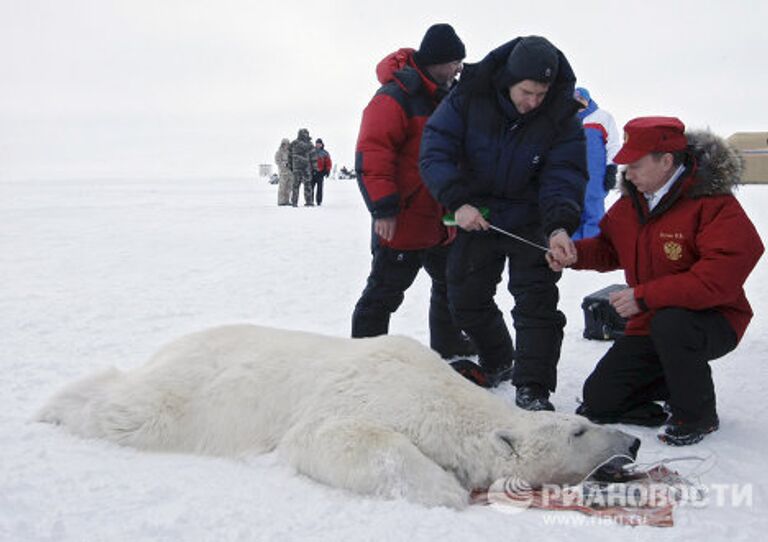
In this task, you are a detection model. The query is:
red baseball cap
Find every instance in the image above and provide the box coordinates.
[613,116,687,164]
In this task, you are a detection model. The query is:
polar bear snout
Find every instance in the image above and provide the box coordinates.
[591,434,641,482]
[612,431,641,461]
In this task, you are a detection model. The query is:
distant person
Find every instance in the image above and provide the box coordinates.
[548,117,763,445]
[420,35,588,409]
[289,128,314,207]
[572,87,621,239]
[352,24,475,360]
[274,138,293,206]
[310,138,332,206]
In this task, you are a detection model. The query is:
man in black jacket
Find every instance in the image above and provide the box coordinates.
[420,36,587,410]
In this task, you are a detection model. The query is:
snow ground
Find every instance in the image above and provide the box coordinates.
[1,177,766,541]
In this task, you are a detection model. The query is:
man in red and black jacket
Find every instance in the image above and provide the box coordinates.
[310,138,332,206]
[549,117,764,446]
[351,24,473,359]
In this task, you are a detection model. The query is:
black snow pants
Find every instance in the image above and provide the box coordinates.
[312,171,325,205]
[351,241,468,358]
[445,229,565,390]
[580,308,737,426]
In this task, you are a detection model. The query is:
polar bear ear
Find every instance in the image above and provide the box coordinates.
[491,429,520,458]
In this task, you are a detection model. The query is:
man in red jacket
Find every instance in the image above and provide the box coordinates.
[548,116,763,445]
[310,138,332,206]
[351,24,473,359]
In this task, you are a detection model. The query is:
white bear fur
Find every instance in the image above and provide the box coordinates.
[36,325,639,508]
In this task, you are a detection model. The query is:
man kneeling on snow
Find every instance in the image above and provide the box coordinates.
[548,116,763,446]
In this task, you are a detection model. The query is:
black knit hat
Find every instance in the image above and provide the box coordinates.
[414,24,465,66]
[315,138,324,146]
[503,36,559,86]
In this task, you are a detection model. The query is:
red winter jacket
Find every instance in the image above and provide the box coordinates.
[574,131,763,341]
[313,148,332,174]
[355,48,453,250]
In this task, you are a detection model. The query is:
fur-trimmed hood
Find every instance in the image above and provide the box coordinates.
[685,130,745,197]
[620,129,744,198]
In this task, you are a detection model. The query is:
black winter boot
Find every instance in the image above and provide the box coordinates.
[515,384,555,411]
[437,333,478,359]
[658,414,719,446]
[449,359,490,388]
[575,401,667,427]
[485,364,514,388]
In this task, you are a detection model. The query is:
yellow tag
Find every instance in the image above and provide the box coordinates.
[663,241,683,261]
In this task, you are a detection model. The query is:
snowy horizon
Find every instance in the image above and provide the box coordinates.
[3,1,767,181]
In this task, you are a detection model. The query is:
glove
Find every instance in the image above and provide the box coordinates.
[324,171,330,178]
[603,164,618,191]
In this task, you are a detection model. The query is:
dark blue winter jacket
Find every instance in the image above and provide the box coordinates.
[419,39,588,236]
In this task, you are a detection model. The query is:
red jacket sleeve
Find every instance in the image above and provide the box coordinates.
[574,235,621,272]
[356,94,408,218]
[573,204,622,271]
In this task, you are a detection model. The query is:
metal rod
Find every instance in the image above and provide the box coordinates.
[488,224,550,252]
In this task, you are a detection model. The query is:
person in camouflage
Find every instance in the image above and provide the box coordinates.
[289,128,315,207]
[274,138,293,206]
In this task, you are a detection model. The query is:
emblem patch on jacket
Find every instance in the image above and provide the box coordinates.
[663,241,683,261]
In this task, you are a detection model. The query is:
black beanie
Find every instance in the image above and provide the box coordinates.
[502,36,559,86]
[315,138,324,146]
[414,24,466,66]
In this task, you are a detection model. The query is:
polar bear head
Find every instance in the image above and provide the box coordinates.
[467,411,640,489]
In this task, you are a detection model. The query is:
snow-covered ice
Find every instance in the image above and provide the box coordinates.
[2,177,766,541]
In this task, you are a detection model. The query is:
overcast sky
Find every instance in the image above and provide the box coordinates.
[2,0,766,181]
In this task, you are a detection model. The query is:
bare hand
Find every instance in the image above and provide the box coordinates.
[455,204,489,231]
[545,251,566,272]
[609,288,641,318]
[547,230,577,269]
[374,217,397,241]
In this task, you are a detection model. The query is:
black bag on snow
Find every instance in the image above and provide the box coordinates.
[581,284,628,340]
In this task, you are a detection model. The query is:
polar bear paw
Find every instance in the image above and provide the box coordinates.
[279,418,469,509]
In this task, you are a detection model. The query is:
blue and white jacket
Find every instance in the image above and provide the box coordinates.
[572,98,620,239]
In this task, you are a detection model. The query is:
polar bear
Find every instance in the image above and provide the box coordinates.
[36,325,640,508]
